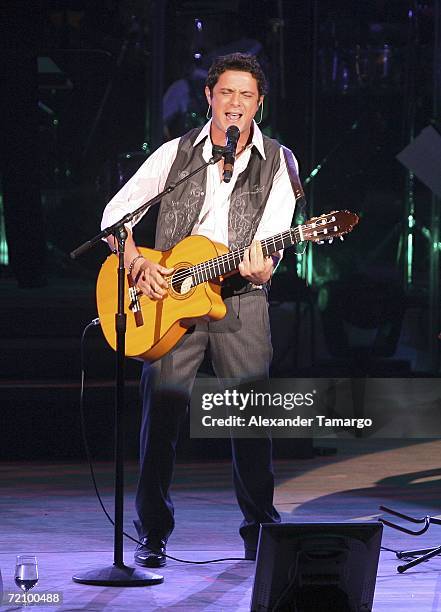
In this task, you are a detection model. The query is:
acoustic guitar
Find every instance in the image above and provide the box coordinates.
[96,210,358,361]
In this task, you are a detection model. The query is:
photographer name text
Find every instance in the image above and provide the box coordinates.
[201,414,373,429]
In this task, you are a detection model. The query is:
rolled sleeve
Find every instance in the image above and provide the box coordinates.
[101,138,180,232]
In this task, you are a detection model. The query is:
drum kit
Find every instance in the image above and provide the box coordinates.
[316,16,420,98]
[318,43,403,96]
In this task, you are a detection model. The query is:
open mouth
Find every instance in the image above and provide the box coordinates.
[225,112,242,122]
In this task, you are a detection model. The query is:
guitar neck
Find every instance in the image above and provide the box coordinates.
[190,226,302,285]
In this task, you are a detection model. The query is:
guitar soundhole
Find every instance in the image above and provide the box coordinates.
[170,266,195,298]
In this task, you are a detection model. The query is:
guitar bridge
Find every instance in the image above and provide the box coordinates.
[127,275,144,327]
[129,286,141,312]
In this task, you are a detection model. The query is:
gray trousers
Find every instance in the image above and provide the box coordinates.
[134,290,281,551]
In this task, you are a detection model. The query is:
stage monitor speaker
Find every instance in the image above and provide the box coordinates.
[250,522,383,612]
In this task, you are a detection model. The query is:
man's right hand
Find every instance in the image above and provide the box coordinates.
[132,258,174,301]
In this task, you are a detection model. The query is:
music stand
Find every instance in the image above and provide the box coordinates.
[396,125,441,198]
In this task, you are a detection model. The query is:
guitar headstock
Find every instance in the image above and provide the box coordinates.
[300,210,359,244]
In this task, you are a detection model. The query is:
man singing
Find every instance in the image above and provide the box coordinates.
[101,52,298,566]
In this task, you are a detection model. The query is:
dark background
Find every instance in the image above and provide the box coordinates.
[0,0,440,459]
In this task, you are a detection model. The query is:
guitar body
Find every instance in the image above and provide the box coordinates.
[96,210,359,362]
[96,235,229,361]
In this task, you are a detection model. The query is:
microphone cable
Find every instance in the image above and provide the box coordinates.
[79,319,249,565]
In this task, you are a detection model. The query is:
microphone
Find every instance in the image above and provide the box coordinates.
[223,125,240,183]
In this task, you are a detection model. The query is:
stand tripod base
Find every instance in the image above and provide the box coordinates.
[72,563,164,586]
[396,545,441,573]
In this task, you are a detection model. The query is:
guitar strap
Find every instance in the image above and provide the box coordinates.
[281,146,309,282]
[282,146,306,209]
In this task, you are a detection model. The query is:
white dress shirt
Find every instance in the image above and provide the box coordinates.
[101,121,298,254]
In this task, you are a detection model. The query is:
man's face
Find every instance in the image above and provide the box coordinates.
[205,70,263,144]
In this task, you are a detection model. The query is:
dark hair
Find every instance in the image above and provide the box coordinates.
[205,52,268,96]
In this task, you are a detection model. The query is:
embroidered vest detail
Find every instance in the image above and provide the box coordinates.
[154,126,282,295]
[155,129,207,251]
[155,127,281,248]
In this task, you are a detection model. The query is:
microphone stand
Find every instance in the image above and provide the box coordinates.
[70,150,223,586]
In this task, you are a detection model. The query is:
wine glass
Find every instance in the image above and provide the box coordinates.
[14,556,38,606]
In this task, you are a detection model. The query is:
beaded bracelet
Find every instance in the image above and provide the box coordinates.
[128,254,145,277]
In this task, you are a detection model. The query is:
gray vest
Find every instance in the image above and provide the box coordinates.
[155,127,282,295]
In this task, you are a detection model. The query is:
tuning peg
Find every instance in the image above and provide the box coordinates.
[339,235,344,241]
[328,238,333,244]
[317,240,324,245]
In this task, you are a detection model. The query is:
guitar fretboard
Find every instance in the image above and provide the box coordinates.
[173,226,302,288]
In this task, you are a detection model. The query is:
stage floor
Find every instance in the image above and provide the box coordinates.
[1,439,441,611]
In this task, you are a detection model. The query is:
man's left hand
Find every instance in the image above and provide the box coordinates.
[238,240,274,285]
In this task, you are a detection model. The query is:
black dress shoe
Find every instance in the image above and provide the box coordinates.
[134,536,167,567]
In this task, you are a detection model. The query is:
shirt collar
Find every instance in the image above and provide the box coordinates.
[194,120,266,160]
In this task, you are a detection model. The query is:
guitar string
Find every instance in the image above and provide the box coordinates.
[164,217,337,288]
[165,227,298,289]
[166,226,301,286]
[131,215,344,301]
[133,220,334,297]
[131,228,296,302]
